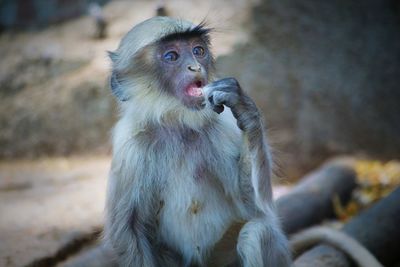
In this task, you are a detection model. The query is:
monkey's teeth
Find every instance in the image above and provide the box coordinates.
[194,88,203,96]
[187,85,203,97]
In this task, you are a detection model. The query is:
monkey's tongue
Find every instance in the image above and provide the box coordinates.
[186,83,203,97]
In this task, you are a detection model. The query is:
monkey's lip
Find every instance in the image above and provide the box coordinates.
[185,81,204,97]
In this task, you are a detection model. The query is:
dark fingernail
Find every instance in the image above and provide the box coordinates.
[213,105,224,114]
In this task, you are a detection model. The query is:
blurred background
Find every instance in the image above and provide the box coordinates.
[0,0,399,266]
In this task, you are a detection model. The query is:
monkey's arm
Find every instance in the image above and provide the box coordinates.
[205,78,273,210]
[205,78,292,267]
[104,169,159,267]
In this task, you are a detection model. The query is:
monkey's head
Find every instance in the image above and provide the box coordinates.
[109,17,215,126]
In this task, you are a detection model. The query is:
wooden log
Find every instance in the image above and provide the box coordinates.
[294,244,351,267]
[294,187,400,267]
[276,161,357,235]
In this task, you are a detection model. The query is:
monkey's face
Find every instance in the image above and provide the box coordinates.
[155,37,212,110]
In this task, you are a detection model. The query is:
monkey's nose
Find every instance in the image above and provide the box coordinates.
[188,65,201,72]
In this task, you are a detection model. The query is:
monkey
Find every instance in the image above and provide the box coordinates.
[104,16,291,267]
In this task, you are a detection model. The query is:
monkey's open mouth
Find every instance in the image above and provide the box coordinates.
[185,81,203,97]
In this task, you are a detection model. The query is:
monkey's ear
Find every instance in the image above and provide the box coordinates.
[110,72,130,101]
[107,51,118,63]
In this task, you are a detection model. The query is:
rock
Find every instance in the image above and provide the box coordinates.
[217,0,400,178]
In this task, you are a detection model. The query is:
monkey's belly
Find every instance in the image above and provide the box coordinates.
[158,180,236,265]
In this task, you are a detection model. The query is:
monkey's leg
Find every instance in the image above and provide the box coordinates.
[105,176,159,267]
[237,212,291,267]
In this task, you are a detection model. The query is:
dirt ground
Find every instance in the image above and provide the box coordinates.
[0,156,109,267]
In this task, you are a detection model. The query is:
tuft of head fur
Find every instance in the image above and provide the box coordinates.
[159,20,212,45]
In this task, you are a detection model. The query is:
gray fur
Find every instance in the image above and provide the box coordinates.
[104,18,291,267]
[105,80,292,266]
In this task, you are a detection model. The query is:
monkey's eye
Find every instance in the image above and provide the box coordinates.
[193,46,205,57]
[163,51,179,62]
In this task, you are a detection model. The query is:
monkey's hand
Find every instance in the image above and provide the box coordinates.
[204,78,261,132]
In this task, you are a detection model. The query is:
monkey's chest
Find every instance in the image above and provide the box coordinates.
[157,170,236,264]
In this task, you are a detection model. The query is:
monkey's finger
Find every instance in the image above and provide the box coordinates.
[210,91,238,108]
[207,78,240,93]
[207,94,225,114]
